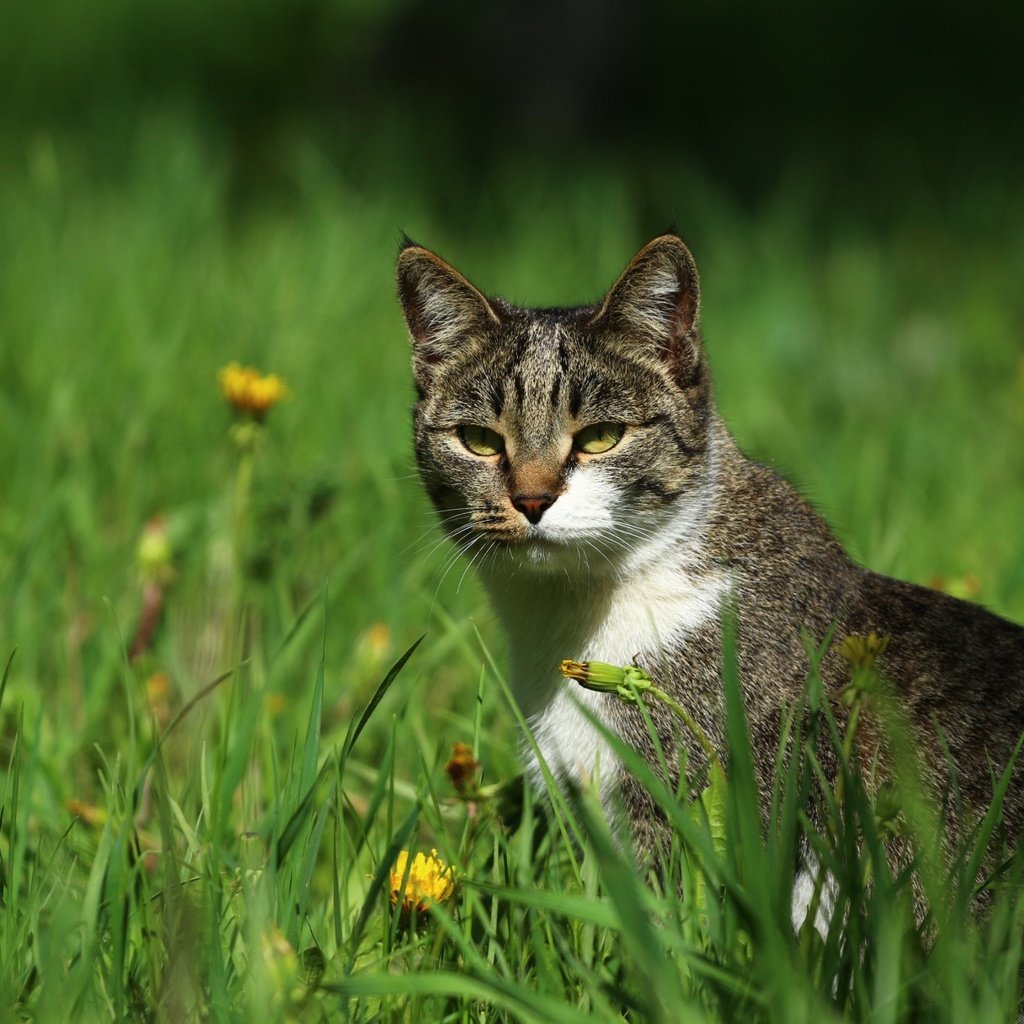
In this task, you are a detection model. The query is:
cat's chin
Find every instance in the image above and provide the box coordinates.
[499,537,614,578]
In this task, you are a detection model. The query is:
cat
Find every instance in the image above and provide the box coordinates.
[396,232,1024,907]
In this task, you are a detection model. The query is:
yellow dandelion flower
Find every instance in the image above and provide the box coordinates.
[218,362,288,419]
[389,849,456,913]
[838,631,890,670]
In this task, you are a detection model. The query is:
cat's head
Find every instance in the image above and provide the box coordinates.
[397,235,716,580]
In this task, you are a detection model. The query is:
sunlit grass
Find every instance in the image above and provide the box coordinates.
[0,114,1022,1020]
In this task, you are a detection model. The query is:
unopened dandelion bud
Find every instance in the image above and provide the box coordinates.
[874,782,901,822]
[560,659,652,693]
[445,742,481,796]
[239,831,267,874]
[136,517,174,585]
[874,782,904,838]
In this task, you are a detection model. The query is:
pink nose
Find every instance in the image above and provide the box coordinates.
[513,493,556,525]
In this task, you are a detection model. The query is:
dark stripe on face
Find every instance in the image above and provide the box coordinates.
[490,379,506,418]
[662,421,702,459]
[637,414,702,459]
[512,370,526,407]
[569,379,583,418]
[557,332,571,373]
[634,478,685,501]
[549,374,561,408]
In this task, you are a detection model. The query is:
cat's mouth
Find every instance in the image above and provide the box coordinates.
[494,531,594,572]
[479,531,561,551]
[457,513,611,572]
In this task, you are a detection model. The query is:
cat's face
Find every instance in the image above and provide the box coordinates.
[398,235,714,579]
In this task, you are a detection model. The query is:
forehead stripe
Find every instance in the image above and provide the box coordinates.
[557,331,571,373]
[568,379,583,418]
[490,379,506,418]
[512,370,526,406]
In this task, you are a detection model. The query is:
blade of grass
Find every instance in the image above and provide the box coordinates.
[296,587,328,803]
[339,636,424,768]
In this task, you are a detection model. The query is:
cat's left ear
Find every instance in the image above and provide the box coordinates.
[593,235,701,379]
[397,243,501,386]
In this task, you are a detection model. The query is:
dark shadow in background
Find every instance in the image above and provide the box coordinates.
[2,0,1022,210]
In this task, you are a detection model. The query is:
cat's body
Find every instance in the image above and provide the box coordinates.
[397,234,1024,864]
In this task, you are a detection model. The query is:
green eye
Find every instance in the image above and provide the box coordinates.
[573,422,625,455]
[458,424,505,457]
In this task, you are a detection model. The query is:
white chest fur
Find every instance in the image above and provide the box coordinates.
[489,555,730,803]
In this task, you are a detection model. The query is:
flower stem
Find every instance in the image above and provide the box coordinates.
[233,444,254,578]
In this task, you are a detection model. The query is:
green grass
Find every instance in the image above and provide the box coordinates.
[1,114,1023,1021]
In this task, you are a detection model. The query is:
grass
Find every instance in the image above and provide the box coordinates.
[1,112,1023,1020]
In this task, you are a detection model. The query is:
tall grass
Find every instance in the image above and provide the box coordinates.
[1,114,1022,1019]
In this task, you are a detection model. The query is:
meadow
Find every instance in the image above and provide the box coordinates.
[1,113,1024,1021]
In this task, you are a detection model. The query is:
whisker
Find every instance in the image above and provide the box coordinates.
[430,534,481,603]
[407,521,478,562]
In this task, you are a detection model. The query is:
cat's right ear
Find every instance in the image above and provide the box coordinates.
[397,243,500,386]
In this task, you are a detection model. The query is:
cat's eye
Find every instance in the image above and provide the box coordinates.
[573,422,625,455]
[458,424,506,457]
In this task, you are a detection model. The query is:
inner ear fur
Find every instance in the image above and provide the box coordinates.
[592,234,701,377]
[396,245,500,378]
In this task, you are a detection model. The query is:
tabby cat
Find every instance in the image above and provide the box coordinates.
[396,233,1024,893]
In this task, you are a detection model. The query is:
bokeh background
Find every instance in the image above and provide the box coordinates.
[1,0,1023,799]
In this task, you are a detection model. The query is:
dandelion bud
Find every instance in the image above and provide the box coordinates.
[239,831,267,874]
[559,659,653,697]
[136,517,174,585]
[445,742,481,796]
[874,782,904,838]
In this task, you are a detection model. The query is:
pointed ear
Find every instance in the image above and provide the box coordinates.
[592,235,701,379]
[397,243,500,385]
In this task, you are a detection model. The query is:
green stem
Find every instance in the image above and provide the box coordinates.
[643,683,722,773]
[224,421,260,673]
[834,696,863,812]
[233,445,254,577]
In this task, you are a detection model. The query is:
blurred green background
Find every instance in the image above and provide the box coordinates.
[1,0,1023,794]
